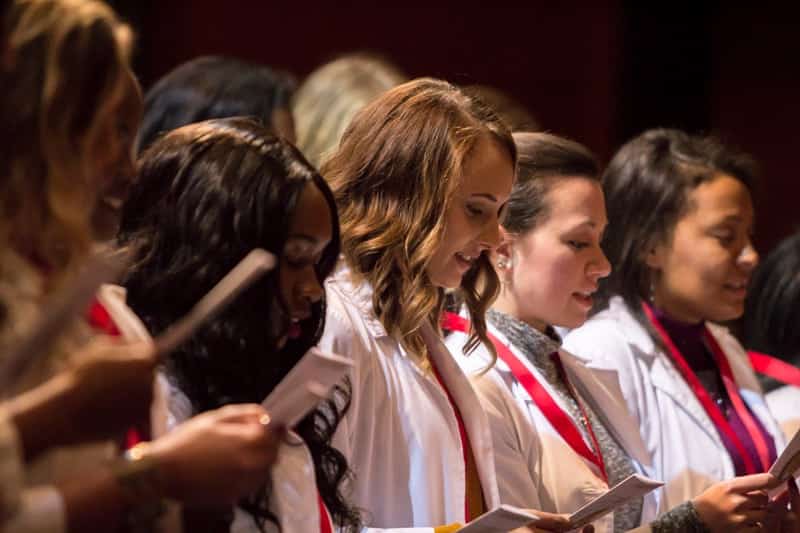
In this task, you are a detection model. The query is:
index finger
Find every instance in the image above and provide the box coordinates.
[525,511,571,530]
[727,473,781,492]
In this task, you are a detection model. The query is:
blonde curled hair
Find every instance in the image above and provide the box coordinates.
[0,0,133,277]
[323,77,516,362]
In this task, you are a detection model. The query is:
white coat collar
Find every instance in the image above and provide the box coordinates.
[327,262,388,339]
[476,313,655,474]
[600,297,766,449]
[557,346,654,471]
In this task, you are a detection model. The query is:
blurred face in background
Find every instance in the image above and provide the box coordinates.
[647,174,758,323]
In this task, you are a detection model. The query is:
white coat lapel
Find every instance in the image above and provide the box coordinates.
[421,323,501,508]
[708,324,786,450]
[649,350,723,447]
[559,348,653,471]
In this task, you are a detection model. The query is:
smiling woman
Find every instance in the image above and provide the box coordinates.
[563,129,787,524]
[316,78,561,532]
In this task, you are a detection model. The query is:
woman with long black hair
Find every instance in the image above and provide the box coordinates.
[120,117,360,533]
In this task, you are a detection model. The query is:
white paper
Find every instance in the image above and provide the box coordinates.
[457,504,538,533]
[568,474,664,528]
[262,348,353,427]
[154,248,276,357]
[770,427,800,481]
[0,249,130,393]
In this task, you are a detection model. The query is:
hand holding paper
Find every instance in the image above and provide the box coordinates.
[567,474,663,529]
[261,347,352,428]
[456,505,540,533]
[459,473,662,533]
[770,427,800,482]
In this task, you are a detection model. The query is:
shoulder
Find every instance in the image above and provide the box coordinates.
[564,297,653,367]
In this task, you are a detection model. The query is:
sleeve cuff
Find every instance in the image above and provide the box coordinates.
[2,485,66,533]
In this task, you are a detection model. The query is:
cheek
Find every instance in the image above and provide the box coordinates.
[514,249,575,305]
[665,242,730,292]
[277,267,297,305]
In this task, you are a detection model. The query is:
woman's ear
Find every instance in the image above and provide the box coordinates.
[494,227,514,270]
[644,242,665,271]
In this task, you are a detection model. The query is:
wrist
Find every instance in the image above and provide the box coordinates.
[8,371,78,461]
[114,442,167,531]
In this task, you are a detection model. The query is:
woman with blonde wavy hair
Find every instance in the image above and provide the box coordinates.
[0,1,281,531]
[319,78,578,532]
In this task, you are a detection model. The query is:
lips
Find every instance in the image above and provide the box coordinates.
[723,280,748,300]
[572,286,598,308]
[287,321,302,339]
[454,251,477,271]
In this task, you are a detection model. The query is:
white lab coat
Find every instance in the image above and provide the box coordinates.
[766,385,800,441]
[0,272,158,533]
[165,382,331,533]
[319,266,501,532]
[563,297,786,513]
[447,322,659,533]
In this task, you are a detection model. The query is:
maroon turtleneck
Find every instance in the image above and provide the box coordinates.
[653,306,777,475]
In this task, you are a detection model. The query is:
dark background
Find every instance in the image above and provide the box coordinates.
[112,1,800,254]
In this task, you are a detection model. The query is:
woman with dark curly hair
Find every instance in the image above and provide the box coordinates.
[119,117,360,533]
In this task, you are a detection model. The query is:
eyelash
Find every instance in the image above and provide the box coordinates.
[568,240,589,250]
[466,205,484,217]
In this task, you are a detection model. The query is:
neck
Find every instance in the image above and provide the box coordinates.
[493,287,548,333]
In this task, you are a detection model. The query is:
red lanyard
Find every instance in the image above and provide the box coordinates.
[317,492,333,533]
[87,299,122,336]
[87,298,147,446]
[642,302,772,473]
[749,351,800,388]
[430,357,473,519]
[442,312,608,484]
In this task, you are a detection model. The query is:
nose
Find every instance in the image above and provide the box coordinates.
[587,247,612,281]
[296,267,324,306]
[477,220,503,252]
[738,239,759,273]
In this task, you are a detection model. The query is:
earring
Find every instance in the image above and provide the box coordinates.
[497,260,507,269]
[648,275,656,304]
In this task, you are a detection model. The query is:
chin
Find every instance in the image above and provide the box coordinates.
[276,335,288,350]
[707,305,745,323]
[428,271,463,290]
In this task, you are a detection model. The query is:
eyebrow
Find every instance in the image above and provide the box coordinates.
[286,234,319,244]
[566,218,608,231]
[469,193,498,202]
[708,214,747,226]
